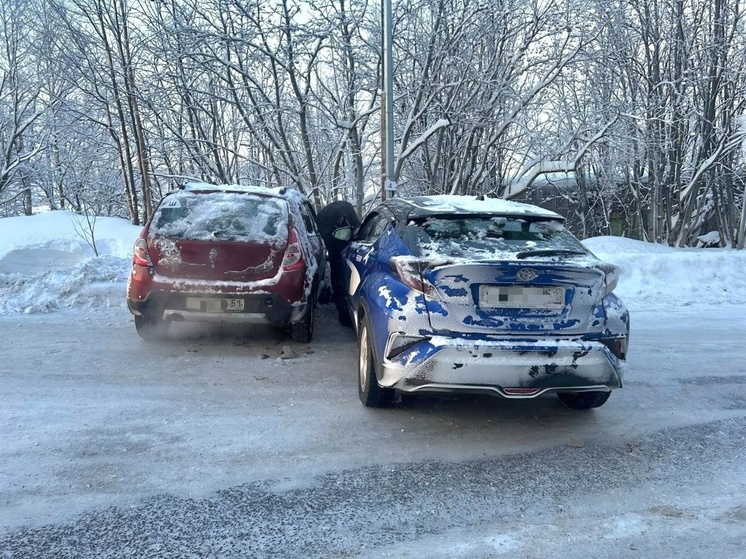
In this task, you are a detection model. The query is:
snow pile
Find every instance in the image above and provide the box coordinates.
[584,236,746,310]
[0,210,744,315]
[0,211,141,314]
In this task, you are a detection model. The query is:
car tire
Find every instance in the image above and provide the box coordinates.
[134,315,169,341]
[358,317,395,408]
[557,391,611,410]
[290,292,315,343]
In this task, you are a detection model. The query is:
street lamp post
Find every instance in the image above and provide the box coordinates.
[382,0,396,199]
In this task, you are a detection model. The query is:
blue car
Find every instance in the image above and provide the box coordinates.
[338,195,629,409]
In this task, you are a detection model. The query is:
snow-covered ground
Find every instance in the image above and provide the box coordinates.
[1,210,745,315]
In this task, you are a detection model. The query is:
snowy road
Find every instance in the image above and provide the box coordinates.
[1,304,744,558]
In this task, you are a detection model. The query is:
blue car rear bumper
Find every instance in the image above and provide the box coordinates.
[379,334,625,397]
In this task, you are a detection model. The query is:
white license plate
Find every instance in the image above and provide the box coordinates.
[224,298,244,311]
[186,297,245,312]
[479,285,565,309]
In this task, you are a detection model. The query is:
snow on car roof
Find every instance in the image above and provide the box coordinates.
[181,182,300,199]
[399,195,563,220]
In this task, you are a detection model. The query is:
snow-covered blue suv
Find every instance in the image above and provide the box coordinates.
[338,195,629,409]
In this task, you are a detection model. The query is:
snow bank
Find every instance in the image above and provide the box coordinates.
[583,236,746,310]
[0,211,141,314]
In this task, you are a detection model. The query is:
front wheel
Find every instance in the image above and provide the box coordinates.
[358,318,395,408]
[134,315,169,341]
[557,391,611,410]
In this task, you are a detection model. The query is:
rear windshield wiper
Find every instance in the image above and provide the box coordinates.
[516,249,587,259]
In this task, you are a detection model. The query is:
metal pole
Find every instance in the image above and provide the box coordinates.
[380,1,386,202]
[383,0,396,198]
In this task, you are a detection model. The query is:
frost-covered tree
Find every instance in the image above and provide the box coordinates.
[388,0,611,198]
[0,0,43,216]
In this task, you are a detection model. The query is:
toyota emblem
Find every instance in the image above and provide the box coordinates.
[517,268,538,281]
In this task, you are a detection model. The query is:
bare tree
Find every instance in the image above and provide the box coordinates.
[51,0,154,225]
[0,0,43,215]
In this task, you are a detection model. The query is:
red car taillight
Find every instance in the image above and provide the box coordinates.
[132,235,152,266]
[282,228,305,271]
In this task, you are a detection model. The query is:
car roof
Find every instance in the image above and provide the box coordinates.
[179,182,304,202]
[382,195,563,221]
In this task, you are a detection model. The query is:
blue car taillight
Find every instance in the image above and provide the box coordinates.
[597,262,620,296]
[388,256,450,299]
[601,337,627,360]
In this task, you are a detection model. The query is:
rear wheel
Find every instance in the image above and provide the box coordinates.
[358,318,395,408]
[557,391,611,410]
[134,315,169,341]
[290,292,315,343]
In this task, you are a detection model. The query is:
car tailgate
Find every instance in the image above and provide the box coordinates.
[421,261,606,335]
[149,235,287,282]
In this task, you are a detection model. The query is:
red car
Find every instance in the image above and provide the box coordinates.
[126,183,326,342]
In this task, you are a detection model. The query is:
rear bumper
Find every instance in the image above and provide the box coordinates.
[379,335,625,397]
[127,291,310,325]
[127,264,311,325]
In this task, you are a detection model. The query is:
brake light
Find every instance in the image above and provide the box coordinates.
[132,236,152,266]
[389,257,448,298]
[282,228,305,271]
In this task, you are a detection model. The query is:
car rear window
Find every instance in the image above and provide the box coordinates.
[412,216,587,259]
[151,191,288,243]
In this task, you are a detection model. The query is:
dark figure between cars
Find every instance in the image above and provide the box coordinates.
[315,200,360,324]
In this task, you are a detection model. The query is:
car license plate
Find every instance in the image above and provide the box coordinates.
[479,285,565,309]
[224,298,244,311]
[186,297,245,312]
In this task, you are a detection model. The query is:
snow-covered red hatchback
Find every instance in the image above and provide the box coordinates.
[126,183,325,342]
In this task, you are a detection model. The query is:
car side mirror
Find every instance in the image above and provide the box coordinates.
[332,226,353,242]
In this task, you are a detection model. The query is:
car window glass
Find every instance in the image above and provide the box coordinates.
[414,217,586,259]
[299,202,318,234]
[356,213,390,242]
[355,213,380,241]
[151,191,288,243]
[370,215,390,239]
